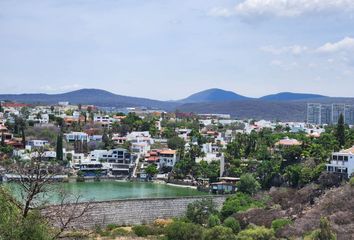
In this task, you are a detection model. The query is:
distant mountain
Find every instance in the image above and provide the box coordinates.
[177,100,307,121]
[0,89,179,110]
[2,88,353,121]
[179,88,249,103]
[260,92,327,101]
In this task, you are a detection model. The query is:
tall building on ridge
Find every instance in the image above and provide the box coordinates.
[345,105,354,125]
[307,103,321,124]
[332,104,345,124]
[320,104,332,125]
[307,103,354,125]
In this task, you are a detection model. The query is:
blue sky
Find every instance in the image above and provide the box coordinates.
[1,0,354,100]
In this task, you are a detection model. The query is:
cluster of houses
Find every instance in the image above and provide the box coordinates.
[1,100,354,184]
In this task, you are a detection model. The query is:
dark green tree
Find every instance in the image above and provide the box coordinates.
[336,113,345,148]
[56,133,63,161]
[167,136,185,150]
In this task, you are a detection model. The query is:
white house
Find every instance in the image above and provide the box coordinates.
[326,146,354,178]
[27,140,49,147]
[158,149,178,168]
[90,148,134,176]
[65,132,89,142]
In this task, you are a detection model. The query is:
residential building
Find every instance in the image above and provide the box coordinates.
[326,146,354,178]
[90,148,134,177]
[27,140,49,148]
[65,132,89,142]
[145,149,179,169]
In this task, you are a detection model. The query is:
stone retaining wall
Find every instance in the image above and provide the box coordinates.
[47,196,227,229]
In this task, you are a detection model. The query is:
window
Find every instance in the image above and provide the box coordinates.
[338,156,343,161]
[344,156,348,161]
[333,155,338,160]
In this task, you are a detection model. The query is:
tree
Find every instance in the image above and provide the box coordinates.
[220,193,263,219]
[223,217,240,234]
[15,116,27,148]
[237,173,261,195]
[145,164,158,177]
[336,113,345,148]
[186,198,217,225]
[208,214,221,228]
[4,151,92,239]
[167,136,185,150]
[102,129,111,149]
[1,131,5,147]
[56,133,63,161]
[283,164,302,187]
[257,158,282,189]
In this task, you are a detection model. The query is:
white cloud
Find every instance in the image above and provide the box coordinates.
[207,7,234,17]
[260,45,308,55]
[235,0,354,18]
[317,37,354,53]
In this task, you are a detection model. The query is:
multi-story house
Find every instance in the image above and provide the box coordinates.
[326,146,354,178]
[145,149,178,169]
[90,148,134,177]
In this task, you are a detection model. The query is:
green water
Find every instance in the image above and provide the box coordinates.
[3,181,208,204]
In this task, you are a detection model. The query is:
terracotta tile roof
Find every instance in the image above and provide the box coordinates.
[160,149,176,155]
[275,137,302,146]
[340,146,354,154]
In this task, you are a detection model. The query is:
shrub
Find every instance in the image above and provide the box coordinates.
[165,221,204,240]
[153,218,173,227]
[318,217,336,240]
[223,217,240,234]
[237,225,275,240]
[132,225,154,237]
[106,223,118,231]
[349,177,354,187]
[220,193,264,219]
[208,214,221,228]
[204,226,236,240]
[271,218,292,232]
[186,198,218,225]
[111,228,130,237]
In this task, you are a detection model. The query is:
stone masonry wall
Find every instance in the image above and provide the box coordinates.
[47,196,227,229]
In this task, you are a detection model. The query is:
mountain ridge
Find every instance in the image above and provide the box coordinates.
[1,88,353,121]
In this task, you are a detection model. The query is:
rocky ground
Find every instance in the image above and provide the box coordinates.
[233,183,354,240]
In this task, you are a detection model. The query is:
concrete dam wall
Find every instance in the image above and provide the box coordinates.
[47,195,227,229]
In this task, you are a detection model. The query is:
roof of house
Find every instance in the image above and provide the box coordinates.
[339,146,354,154]
[160,149,176,155]
[275,137,302,146]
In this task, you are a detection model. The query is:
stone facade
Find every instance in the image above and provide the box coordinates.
[47,196,227,229]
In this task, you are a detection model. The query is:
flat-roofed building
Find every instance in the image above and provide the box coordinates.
[307,103,321,124]
[326,146,354,178]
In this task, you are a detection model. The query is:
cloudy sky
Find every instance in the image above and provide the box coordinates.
[1,0,354,100]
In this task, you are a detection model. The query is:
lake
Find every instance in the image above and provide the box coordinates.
[3,181,208,204]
